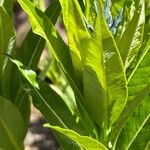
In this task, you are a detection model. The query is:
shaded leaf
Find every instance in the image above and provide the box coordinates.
[2,1,61,131]
[145,141,150,150]
[0,96,25,150]
[0,0,13,16]
[10,58,87,149]
[0,6,16,96]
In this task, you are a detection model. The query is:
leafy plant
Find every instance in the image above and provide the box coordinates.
[0,0,150,149]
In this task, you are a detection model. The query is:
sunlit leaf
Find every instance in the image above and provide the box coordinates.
[117,0,145,68]
[44,124,109,150]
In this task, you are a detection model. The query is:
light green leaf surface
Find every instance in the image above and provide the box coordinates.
[111,0,125,16]
[83,1,106,128]
[117,0,145,68]
[59,0,90,91]
[84,0,97,24]
[60,0,106,129]
[44,124,109,150]
[113,17,150,148]
[10,59,39,89]
[127,42,150,101]
[127,14,150,99]
[98,1,127,126]
[120,20,150,149]
[0,96,25,150]
[113,20,150,149]
[109,84,150,149]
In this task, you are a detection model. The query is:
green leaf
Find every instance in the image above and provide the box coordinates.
[129,118,150,150]
[1,1,60,130]
[0,0,13,17]
[18,0,75,81]
[10,59,39,89]
[10,58,89,149]
[111,0,124,16]
[82,1,106,128]
[0,7,16,95]
[16,0,61,69]
[14,87,31,132]
[109,84,150,149]
[18,0,96,137]
[28,80,88,149]
[7,0,61,100]
[10,58,89,135]
[98,1,127,126]
[112,20,150,149]
[117,0,145,69]
[111,16,150,149]
[44,124,109,150]
[145,141,150,150]
[2,1,61,132]
[116,95,150,149]
[59,0,90,91]
[60,0,100,136]
[127,13,150,87]
[0,96,25,150]
[127,41,150,101]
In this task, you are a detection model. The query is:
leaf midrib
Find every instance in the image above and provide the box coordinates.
[125,114,150,150]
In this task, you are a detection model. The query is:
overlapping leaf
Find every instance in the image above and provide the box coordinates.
[10,58,90,149]
[45,124,108,150]
[98,1,127,126]
[83,2,106,128]
[117,0,145,69]
[11,0,61,100]
[109,84,150,149]
[0,7,16,96]
[18,0,96,137]
[3,0,61,130]
[59,0,91,91]
[115,31,150,150]
[18,0,75,81]
[110,18,150,148]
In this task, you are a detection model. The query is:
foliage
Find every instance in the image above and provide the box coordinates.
[0,0,150,149]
